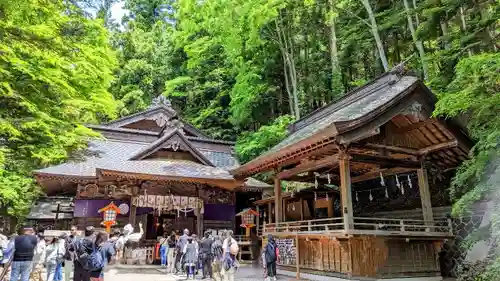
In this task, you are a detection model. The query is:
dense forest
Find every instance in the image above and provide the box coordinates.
[0,0,498,278]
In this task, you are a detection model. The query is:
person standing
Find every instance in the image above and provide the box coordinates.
[210,235,224,281]
[175,229,189,274]
[158,233,168,268]
[30,232,46,281]
[165,231,176,273]
[199,231,213,279]
[64,226,79,281]
[73,226,95,281]
[45,236,65,281]
[89,231,115,281]
[10,227,38,281]
[182,237,198,280]
[221,230,238,281]
[264,235,278,281]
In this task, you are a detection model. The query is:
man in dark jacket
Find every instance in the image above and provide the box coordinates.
[264,235,278,281]
[199,231,213,279]
[73,226,95,281]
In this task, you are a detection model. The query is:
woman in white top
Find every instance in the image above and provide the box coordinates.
[45,237,65,281]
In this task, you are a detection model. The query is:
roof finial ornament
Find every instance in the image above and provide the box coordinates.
[150,95,172,109]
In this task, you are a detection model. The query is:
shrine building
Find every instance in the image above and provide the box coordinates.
[231,70,474,280]
[33,96,269,238]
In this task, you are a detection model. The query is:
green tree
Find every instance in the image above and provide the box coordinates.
[0,0,118,217]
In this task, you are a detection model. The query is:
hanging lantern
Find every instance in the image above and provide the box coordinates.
[98,202,121,233]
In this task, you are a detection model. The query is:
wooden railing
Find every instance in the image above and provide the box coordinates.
[262,216,453,237]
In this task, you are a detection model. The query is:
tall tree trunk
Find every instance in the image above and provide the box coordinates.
[361,0,390,71]
[459,6,473,56]
[403,0,429,80]
[412,0,420,26]
[329,0,343,97]
[440,21,451,50]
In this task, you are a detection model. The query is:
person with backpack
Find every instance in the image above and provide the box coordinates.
[45,236,66,281]
[73,226,95,281]
[221,230,238,281]
[88,231,115,281]
[264,235,279,281]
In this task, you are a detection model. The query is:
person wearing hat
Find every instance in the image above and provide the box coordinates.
[10,226,37,281]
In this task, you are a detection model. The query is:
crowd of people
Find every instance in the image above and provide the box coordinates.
[0,225,280,281]
[158,229,240,281]
[0,225,116,281]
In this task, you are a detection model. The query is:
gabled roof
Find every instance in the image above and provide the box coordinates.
[231,71,472,177]
[129,129,214,166]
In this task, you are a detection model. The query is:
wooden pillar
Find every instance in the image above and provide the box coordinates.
[256,205,261,234]
[339,154,354,229]
[327,196,334,218]
[417,167,434,223]
[295,233,300,279]
[196,208,204,235]
[274,177,282,223]
[268,202,273,223]
[129,186,139,227]
[299,198,304,221]
[283,198,287,222]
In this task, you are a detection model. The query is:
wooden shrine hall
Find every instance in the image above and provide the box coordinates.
[34,96,269,238]
[231,70,473,280]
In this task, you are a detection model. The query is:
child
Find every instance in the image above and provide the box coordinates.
[182,237,198,280]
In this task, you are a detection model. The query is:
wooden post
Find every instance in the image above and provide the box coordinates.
[339,153,354,229]
[283,198,287,222]
[274,176,282,223]
[268,202,273,223]
[256,205,261,234]
[327,196,334,218]
[129,186,138,227]
[299,198,304,221]
[295,233,301,279]
[417,167,434,224]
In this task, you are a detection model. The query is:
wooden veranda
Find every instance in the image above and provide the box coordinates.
[232,71,472,280]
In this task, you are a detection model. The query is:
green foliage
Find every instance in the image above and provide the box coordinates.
[0,0,118,217]
[235,115,294,164]
[434,53,500,280]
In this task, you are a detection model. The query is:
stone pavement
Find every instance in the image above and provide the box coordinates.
[104,265,303,281]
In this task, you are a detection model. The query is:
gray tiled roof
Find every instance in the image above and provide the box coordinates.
[269,74,419,152]
[35,139,268,187]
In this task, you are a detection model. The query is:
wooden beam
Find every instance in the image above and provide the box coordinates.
[351,153,421,168]
[274,176,282,224]
[435,118,473,154]
[351,167,416,183]
[418,140,458,155]
[339,154,354,229]
[365,143,419,155]
[392,120,436,134]
[277,154,339,180]
[417,168,434,223]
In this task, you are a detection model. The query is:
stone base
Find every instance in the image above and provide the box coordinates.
[277,269,443,281]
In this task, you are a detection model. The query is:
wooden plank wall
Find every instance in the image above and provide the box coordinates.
[296,237,351,274]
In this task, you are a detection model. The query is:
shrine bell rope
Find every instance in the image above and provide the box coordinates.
[132,191,204,217]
